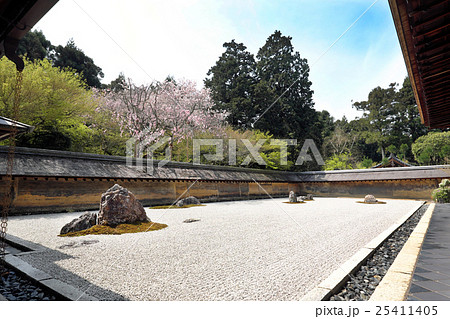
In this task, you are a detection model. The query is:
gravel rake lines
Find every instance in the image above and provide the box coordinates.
[75,178,200,301]
[7,198,420,300]
[251,178,379,294]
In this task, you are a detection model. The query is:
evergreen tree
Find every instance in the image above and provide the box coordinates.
[51,39,104,88]
[352,83,397,158]
[254,31,316,140]
[352,77,428,160]
[395,77,428,142]
[17,30,52,61]
[204,40,257,129]
[105,73,126,92]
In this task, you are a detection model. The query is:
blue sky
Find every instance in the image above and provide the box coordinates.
[34,0,407,120]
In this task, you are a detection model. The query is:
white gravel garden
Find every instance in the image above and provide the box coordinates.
[6,197,422,300]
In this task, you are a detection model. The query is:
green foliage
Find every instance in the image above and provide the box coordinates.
[0,57,126,154]
[316,110,335,142]
[18,31,104,89]
[227,129,294,170]
[83,98,130,156]
[104,73,126,92]
[352,83,397,158]
[439,179,450,188]
[322,123,357,158]
[324,152,353,171]
[170,127,294,170]
[358,157,374,169]
[254,31,316,141]
[17,30,52,61]
[412,131,450,165]
[204,40,257,129]
[441,144,450,163]
[351,77,428,160]
[386,144,397,155]
[432,179,450,203]
[51,39,104,88]
[396,77,429,142]
[432,188,450,203]
[399,143,409,160]
[205,31,317,144]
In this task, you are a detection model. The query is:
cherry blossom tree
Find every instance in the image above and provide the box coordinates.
[95,78,226,157]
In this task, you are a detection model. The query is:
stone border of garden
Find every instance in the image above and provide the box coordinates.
[301,201,425,301]
[369,203,435,301]
[2,234,97,301]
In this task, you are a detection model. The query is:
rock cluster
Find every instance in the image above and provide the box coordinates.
[60,184,149,234]
[299,194,314,201]
[98,184,149,226]
[330,204,428,301]
[288,191,298,203]
[176,196,201,207]
[364,194,378,203]
[60,212,97,235]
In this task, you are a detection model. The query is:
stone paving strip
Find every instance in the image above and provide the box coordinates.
[370,203,436,301]
[2,235,97,301]
[3,254,97,301]
[301,201,425,301]
[6,198,422,300]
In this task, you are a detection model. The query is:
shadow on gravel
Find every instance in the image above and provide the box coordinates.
[9,241,128,301]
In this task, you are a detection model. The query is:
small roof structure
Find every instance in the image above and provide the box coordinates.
[372,153,413,169]
[0,116,34,140]
[389,0,450,129]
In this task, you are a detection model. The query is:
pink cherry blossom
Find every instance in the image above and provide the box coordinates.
[94,78,227,155]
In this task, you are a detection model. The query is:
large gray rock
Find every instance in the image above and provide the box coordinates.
[60,212,97,235]
[288,191,298,203]
[176,196,201,207]
[299,194,314,201]
[98,184,149,226]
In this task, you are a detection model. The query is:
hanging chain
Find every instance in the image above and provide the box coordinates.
[1,70,23,270]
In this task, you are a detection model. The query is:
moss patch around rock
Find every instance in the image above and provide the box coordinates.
[356,201,387,204]
[149,204,206,209]
[59,221,168,237]
[282,202,307,204]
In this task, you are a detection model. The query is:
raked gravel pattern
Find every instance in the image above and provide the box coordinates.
[6,198,422,301]
[330,204,428,301]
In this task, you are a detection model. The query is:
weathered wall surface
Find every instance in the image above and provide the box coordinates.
[0,147,301,214]
[298,179,440,200]
[1,177,300,214]
[1,146,449,214]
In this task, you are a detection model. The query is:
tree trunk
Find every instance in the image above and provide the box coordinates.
[186,137,189,162]
[169,136,173,160]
